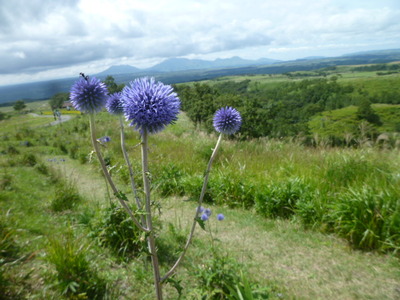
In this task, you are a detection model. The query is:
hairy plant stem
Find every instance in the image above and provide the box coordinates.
[89,114,148,232]
[119,116,146,226]
[141,129,163,300]
[161,133,223,282]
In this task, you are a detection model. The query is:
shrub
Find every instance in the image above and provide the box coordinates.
[193,251,242,299]
[181,174,213,203]
[0,174,13,191]
[326,187,400,252]
[34,162,49,175]
[155,163,186,197]
[69,145,79,160]
[78,153,88,164]
[21,153,37,167]
[210,172,255,208]
[6,145,19,155]
[50,181,82,212]
[295,191,326,229]
[91,204,146,260]
[59,143,68,154]
[255,178,313,219]
[46,230,107,299]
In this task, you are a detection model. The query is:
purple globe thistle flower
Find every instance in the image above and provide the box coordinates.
[106,92,124,115]
[201,213,209,221]
[204,208,212,217]
[196,206,205,214]
[121,77,180,134]
[217,214,225,221]
[213,107,242,135]
[69,75,108,113]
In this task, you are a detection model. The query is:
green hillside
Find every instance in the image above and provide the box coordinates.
[309,104,400,139]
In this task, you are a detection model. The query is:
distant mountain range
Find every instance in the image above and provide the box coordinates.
[96,56,281,75]
[1,49,400,104]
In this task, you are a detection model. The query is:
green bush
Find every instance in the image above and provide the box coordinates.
[210,172,255,208]
[154,163,186,197]
[326,187,400,252]
[6,145,19,155]
[34,162,49,175]
[0,174,13,191]
[255,178,313,219]
[21,153,37,167]
[46,230,108,299]
[50,181,82,212]
[295,191,326,229]
[91,204,146,260]
[193,251,242,299]
[181,174,213,203]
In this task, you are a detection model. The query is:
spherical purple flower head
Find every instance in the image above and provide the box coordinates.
[121,77,180,134]
[106,92,124,115]
[196,206,205,214]
[213,107,242,135]
[70,75,108,114]
[201,213,209,221]
[204,208,212,217]
[217,214,225,221]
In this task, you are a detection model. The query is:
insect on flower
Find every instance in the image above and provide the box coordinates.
[70,74,108,114]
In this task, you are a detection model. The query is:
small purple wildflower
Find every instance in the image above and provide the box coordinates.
[213,107,242,135]
[196,206,205,214]
[97,136,111,143]
[201,213,209,221]
[121,77,180,134]
[106,92,124,115]
[204,208,212,217]
[70,75,108,113]
[217,214,225,221]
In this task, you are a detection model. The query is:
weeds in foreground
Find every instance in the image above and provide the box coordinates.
[46,229,108,299]
[50,180,82,212]
[90,204,146,261]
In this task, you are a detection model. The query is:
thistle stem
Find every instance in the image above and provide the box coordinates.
[141,129,163,300]
[119,116,146,226]
[89,114,149,232]
[162,133,223,282]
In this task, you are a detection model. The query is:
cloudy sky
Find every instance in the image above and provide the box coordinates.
[1,0,400,85]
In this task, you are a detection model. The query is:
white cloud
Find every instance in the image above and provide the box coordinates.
[0,0,400,85]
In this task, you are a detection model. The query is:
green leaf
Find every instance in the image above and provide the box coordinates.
[115,191,129,201]
[165,277,184,296]
[196,217,206,230]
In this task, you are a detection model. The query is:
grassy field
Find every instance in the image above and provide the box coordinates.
[0,99,50,113]
[195,64,400,96]
[1,106,400,299]
[309,104,400,139]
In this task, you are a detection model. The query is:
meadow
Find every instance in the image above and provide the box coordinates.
[1,101,400,299]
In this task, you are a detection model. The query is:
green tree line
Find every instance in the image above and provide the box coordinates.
[176,77,400,139]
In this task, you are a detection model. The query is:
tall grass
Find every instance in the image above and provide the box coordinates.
[46,229,108,299]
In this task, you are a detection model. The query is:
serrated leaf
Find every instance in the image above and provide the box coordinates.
[115,191,129,201]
